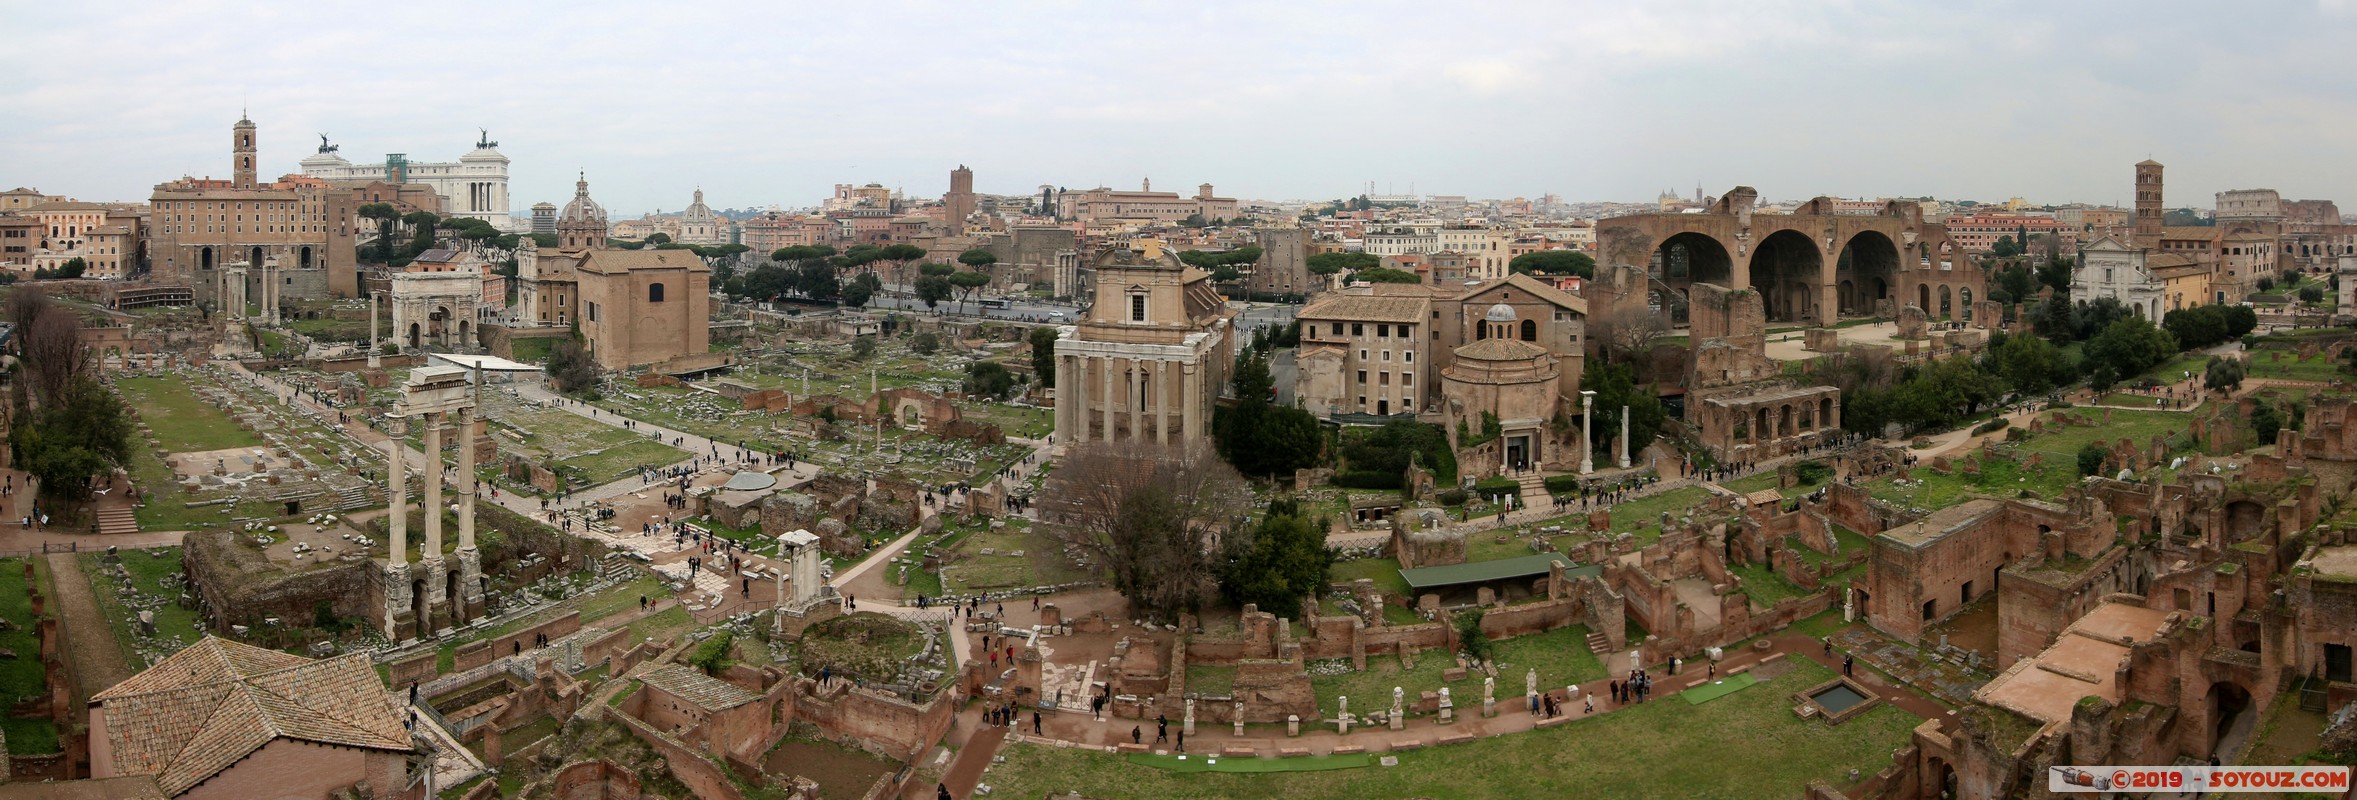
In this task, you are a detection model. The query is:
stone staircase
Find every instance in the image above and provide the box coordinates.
[329,484,375,513]
[1584,629,1612,655]
[1513,473,1549,499]
[601,552,640,582]
[96,506,139,536]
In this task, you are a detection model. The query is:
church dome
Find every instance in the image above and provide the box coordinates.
[560,174,606,224]
[1484,303,1518,322]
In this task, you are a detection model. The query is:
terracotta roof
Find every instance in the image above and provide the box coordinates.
[2160,226,2220,241]
[639,664,761,712]
[1298,294,1430,323]
[94,638,410,796]
[2148,253,2199,268]
[577,248,710,274]
[0,776,166,800]
[1452,337,1550,361]
[1459,273,1588,315]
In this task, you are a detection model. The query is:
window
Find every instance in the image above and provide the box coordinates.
[1380,350,1390,362]
[1129,294,1146,322]
[1403,372,1414,386]
[587,302,598,322]
[1356,370,1367,384]
[1358,349,1368,360]
[649,283,666,302]
[1376,324,1389,337]
[1404,351,1414,363]
[1331,322,1343,335]
[1379,372,1390,386]
[1351,323,1363,336]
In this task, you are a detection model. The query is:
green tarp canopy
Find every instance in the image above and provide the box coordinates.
[1397,552,1595,591]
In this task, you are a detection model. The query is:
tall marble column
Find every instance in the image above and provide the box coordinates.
[1182,363,1202,443]
[1155,360,1170,445]
[457,408,477,550]
[1101,353,1116,441]
[423,412,445,558]
[1618,405,1632,469]
[1579,391,1595,475]
[386,414,409,565]
[1128,359,1144,445]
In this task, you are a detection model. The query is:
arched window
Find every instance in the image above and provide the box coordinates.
[649,283,666,303]
[1520,319,1537,342]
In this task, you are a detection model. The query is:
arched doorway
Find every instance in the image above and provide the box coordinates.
[1749,230,1823,324]
[446,569,465,626]
[250,245,265,269]
[199,246,214,271]
[299,245,313,270]
[407,322,422,350]
[1959,288,1974,321]
[1653,232,1733,286]
[411,576,430,637]
[1938,286,1953,319]
[1924,756,1956,799]
[2206,681,2256,757]
[1836,231,1901,317]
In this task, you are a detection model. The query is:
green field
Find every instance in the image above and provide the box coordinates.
[0,558,58,754]
[81,548,204,677]
[118,376,267,452]
[553,439,690,484]
[986,659,1916,800]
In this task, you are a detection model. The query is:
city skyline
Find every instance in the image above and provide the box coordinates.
[7,2,2357,214]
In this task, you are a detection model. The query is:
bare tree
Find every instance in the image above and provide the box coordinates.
[1590,299,1671,364]
[1041,440,1251,622]
[8,288,88,409]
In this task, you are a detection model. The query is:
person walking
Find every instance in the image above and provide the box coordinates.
[1842,654,1855,677]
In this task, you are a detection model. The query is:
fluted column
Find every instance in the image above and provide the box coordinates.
[1068,355,1087,444]
[456,407,476,551]
[423,412,444,559]
[386,414,408,565]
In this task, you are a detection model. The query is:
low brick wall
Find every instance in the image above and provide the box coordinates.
[454,612,582,672]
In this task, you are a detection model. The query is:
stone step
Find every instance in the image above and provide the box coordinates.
[1584,632,1610,654]
[96,507,139,536]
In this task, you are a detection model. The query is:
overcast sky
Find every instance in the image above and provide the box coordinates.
[6,1,2356,216]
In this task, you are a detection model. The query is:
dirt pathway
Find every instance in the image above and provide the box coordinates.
[47,552,133,704]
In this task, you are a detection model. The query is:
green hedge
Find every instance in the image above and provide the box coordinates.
[1544,475,1583,495]
[1473,476,1520,500]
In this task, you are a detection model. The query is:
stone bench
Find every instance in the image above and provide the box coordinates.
[1278,747,1311,758]
[1389,740,1424,751]
[1535,715,1572,729]
[1221,745,1259,758]
[1117,743,1150,754]
[1331,744,1365,755]
[1437,732,1474,746]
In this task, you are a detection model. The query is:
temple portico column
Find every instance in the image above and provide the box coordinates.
[1129,358,1144,445]
[1155,360,1170,445]
[1182,363,1201,443]
[386,414,408,565]
[456,407,476,551]
[1579,391,1595,475]
[1101,352,1116,441]
[1069,355,1088,444]
[423,412,444,559]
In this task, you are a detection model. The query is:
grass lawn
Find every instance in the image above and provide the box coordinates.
[119,376,266,452]
[1729,563,1808,608]
[1308,646,1477,715]
[1462,531,1539,564]
[1866,407,2192,509]
[554,439,690,484]
[2246,351,2349,383]
[82,548,203,675]
[508,337,555,364]
[1528,486,1714,546]
[1329,558,1411,599]
[1486,625,1608,691]
[0,557,58,754]
[433,574,667,670]
[622,605,695,647]
[988,658,1916,800]
[1186,664,1238,696]
[939,519,1086,596]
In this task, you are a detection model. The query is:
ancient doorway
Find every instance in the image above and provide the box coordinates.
[1749,230,1823,324]
[2207,681,2256,757]
[1836,231,1900,317]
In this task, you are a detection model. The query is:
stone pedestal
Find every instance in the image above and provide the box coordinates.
[1287,715,1299,737]
[383,561,417,643]
[456,547,487,623]
[1182,698,1195,736]
[421,557,451,636]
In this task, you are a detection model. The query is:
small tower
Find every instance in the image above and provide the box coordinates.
[556,173,608,251]
[2134,159,2165,246]
[232,113,258,189]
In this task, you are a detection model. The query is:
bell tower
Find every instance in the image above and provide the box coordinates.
[233,113,259,189]
[2134,159,2164,246]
